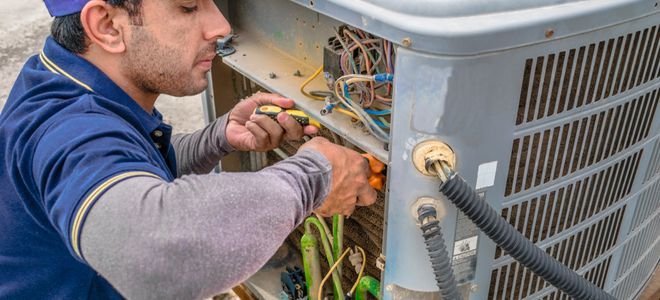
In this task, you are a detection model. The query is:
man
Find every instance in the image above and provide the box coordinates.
[0,0,376,298]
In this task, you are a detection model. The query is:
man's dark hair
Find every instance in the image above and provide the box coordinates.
[51,0,143,54]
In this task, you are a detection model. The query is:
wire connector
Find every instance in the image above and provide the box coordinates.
[321,103,337,115]
[373,73,394,82]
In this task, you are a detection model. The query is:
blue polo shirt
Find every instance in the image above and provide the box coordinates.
[0,37,178,298]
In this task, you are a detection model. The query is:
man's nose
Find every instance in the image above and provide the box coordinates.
[202,0,232,41]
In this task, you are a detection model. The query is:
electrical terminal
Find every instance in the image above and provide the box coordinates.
[320,95,339,116]
[412,140,456,177]
[410,196,446,226]
[373,73,394,82]
[348,247,364,275]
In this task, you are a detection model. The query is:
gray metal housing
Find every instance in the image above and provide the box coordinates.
[212,0,660,299]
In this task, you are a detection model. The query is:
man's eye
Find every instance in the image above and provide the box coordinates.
[182,6,198,13]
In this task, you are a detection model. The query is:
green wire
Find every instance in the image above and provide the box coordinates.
[354,276,381,300]
[343,30,381,74]
[332,214,344,277]
[335,30,359,74]
[305,217,344,297]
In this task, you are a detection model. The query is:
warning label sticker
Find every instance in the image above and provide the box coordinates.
[452,235,479,283]
[453,236,479,257]
[451,192,485,283]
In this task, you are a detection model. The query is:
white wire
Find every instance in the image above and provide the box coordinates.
[334,77,389,142]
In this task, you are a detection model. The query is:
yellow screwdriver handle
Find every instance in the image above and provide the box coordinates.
[255,105,321,128]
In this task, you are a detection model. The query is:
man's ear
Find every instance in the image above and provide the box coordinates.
[80,0,127,54]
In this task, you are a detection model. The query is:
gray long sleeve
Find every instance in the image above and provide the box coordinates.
[170,113,234,176]
[79,149,331,299]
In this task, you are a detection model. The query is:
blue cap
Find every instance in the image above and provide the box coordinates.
[43,0,90,17]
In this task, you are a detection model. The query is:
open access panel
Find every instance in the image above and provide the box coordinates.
[208,0,660,299]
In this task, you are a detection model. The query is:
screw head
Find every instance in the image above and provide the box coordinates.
[545,28,555,38]
[401,37,412,47]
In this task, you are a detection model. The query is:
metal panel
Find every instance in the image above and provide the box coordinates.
[618,213,660,279]
[214,0,660,298]
[497,151,641,256]
[506,80,658,197]
[488,207,625,299]
[540,256,613,299]
[630,179,660,230]
[289,0,658,55]
[645,138,660,182]
[515,25,660,126]
[610,214,660,299]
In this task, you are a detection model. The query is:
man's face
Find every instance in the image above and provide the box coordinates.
[120,0,231,97]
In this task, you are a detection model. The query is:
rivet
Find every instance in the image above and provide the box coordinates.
[401,37,412,47]
[545,28,555,38]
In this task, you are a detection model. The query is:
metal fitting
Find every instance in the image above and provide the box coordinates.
[401,37,412,47]
[412,140,456,177]
[216,34,236,57]
[411,197,445,225]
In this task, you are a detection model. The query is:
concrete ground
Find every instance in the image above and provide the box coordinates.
[0,1,205,134]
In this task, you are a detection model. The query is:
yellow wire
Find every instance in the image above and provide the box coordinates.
[300,66,325,101]
[349,246,367,296]
[318,248,351,300]
[335,107,359,119]
[299,67,360,120]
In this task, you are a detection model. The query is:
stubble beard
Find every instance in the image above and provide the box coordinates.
[121,26,209,97]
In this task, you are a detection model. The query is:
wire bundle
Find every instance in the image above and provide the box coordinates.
[331,27,394,143]
[300,26,395,143]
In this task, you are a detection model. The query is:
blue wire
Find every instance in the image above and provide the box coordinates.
[373,118,389,129]
[364,108,391,116]
[343,83,390,128]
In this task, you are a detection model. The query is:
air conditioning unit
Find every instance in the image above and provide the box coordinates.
[206,0,660,299]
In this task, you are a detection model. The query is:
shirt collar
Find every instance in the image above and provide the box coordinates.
[41,36,164,133]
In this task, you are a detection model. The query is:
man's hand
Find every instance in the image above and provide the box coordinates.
[300,137,378,216]
[226,92,319,151]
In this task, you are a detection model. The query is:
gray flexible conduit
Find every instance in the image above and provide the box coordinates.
[417,205,461,300]
[439,174,615,300]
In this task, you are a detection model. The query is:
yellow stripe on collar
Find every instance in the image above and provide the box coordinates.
[39,52,60,75]
[39,51,94,92]
[70,171,161,260]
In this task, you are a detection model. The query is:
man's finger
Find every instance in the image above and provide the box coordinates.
[245,121,270,150]
[314,207,332,218]
[277,112,304,140]
[250,92,294,108]
[356,185,377,206]
[303,125,319,135]
[361,156,372,178]
[342,205,356,217]
[250,114,283,148]
[269,97,295,108]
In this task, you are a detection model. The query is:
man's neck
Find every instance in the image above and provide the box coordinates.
[81,51,158,113]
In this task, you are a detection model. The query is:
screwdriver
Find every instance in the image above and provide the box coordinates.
[257,105,385,189]
[255,105,321,128]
